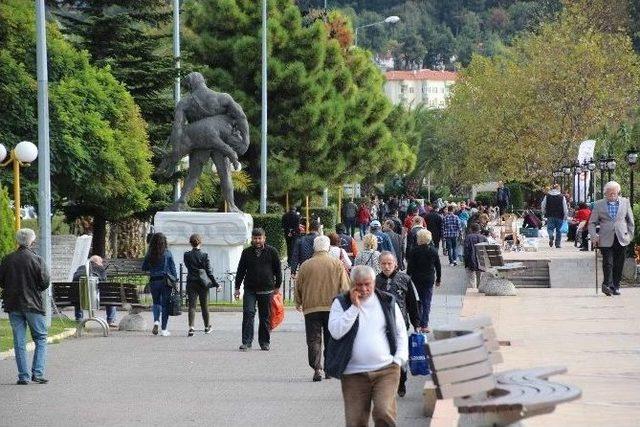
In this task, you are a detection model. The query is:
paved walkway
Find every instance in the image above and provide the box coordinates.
[427,287,640,427]
[0,259,467,426]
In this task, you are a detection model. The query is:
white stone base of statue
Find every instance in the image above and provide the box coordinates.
[153,211,253,302]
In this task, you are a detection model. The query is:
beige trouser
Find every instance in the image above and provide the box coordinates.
[341,363,401,427]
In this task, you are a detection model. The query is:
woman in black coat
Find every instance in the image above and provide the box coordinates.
[183,234,218,336]
[406,229,442,332]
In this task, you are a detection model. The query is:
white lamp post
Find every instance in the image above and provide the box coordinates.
[0,141,39,230]
[354,15,400,47]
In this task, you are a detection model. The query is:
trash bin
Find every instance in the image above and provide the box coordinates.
[79,276,100,312]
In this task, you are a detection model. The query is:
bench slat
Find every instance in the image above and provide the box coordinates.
[434,359,494,385]
[439,374,496,399]
[431,346,490,371]
[427,332,484,356]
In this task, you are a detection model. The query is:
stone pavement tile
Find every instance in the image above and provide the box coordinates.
[458,288,640,427]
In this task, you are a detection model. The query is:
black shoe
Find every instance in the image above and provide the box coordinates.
[579,247,589,251]
[312,370,322,382]
[260,344,270,351]
[601,285,613,296]
[325,373,332,380]
[188,328,194,337]
[204,326,212,334]
[31,376,48,384]
[549,240,553,247]
[152,324,159,335]
[239,344,251,351]
[16,380,29,385]
[398,382,406,397]
[612,289,621,295]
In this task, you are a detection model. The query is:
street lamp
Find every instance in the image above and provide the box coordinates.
[627,149,638,206]
[606,157,617,182]
[354,15,400,47]
[587,158,596,202]
[0,141,39,230]
[562,165,572,196]
[552,170,562,186]
[598,156,607,198]
[573,161,582,203]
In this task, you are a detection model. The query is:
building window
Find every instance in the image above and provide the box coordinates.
[400,84,407,94]
[409,87,414,94]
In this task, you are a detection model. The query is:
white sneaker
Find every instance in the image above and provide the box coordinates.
[160,330,171,337]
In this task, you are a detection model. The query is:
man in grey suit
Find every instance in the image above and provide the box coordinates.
[588,181,635,296]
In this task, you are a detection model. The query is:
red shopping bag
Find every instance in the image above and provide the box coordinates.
[269,291,285,330]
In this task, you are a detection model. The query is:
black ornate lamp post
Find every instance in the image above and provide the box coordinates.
[606,157,617,182]
[553,170,563,187]
[574,161,583,203]
[562,165,572,196]
[598,156,607,198]
[587,158,596,202]
[627,149,638,206]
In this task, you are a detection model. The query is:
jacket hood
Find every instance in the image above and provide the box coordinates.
[548,189,562,195]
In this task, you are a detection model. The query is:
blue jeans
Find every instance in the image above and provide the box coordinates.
[75,305,117,324]
[445,237,458,264]
[417,282,434,328]
[150,280,172,330]
[359,223,368,239]
[547,218,563,247]
[9,311,48,382]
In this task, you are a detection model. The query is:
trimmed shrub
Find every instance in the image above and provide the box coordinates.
[0,186,14,259]
[267,202,284,214]
[309,206,336,231]
[474,192,494,206]
[252,214,286,258]
[506,182,524,211]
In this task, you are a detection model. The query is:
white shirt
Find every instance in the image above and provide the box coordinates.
[328,293,408,375]
[329,246,352,270]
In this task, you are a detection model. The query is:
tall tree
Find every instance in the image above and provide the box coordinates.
[443,8,640,185]
[0,0,155,255]
[184,0,413,200]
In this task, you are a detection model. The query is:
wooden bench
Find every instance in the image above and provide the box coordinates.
[475,243,525,280]
[424,331,581,426]
[52,281,144,310]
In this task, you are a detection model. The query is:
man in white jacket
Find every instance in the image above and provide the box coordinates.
[328,265,408,427]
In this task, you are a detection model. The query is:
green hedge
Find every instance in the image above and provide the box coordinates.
[0,186,14,260]
[310,206,336,231]
[474,192,494,206]
[252,214,286,258]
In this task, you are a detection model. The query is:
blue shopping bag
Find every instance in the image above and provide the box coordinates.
[408,332,431,376]
[560,220,569,234]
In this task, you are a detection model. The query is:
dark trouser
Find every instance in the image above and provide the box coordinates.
[150,281,172,330]
[187,285,210,328]
[346,218,357,237]
[417,281,434,328]
[304,311,330,371]
[341,363,401,427]
[498,203,507,216]
[432,237,440,252]
[285,234,297,261]
[242,290,271,347]
[601,236,626,291]
[445,237,457,264]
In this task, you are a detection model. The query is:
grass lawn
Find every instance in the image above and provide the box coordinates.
[0,317,77,353]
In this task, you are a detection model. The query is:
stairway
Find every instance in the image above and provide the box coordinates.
[507,259,551,288]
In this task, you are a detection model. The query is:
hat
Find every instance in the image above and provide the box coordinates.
[370,220,381,228]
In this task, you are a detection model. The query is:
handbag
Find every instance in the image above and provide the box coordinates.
[163,255,177,289]
[324,293,359,379]
[197,268,214,288]
[167,288,182,316]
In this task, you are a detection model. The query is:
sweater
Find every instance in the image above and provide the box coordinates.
[294,252,350,314]
[235,245,282,292]
[328,293,408,375]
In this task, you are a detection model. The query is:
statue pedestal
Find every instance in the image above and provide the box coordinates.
[154,211,253,302]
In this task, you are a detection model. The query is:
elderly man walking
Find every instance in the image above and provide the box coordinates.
[295,235,350,382]
[327,265,408,427]
[0,229,50,385]
[588,181,635,296]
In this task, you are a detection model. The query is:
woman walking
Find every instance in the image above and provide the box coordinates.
[406,229,441,333]
[327,232,352,272]
[142,233,177,336]
[353,234,381,274]
[183,234,218,337]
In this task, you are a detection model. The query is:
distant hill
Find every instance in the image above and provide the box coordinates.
[296,0,562,69]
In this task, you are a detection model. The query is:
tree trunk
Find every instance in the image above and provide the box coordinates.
[91,215,107,257]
